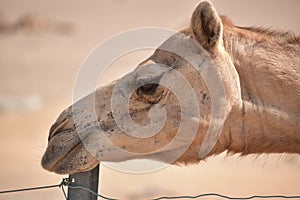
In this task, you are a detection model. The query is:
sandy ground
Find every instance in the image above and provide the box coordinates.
[0,0,299,199]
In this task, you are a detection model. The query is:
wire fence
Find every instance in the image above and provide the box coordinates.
[0,178,300,200]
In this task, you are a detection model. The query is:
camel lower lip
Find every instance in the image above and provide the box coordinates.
[42,143,91,174]
[41,143,81,173]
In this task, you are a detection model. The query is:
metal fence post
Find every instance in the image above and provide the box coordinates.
[68,164,100,200]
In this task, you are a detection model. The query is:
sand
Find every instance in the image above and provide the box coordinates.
[0,0,299,199]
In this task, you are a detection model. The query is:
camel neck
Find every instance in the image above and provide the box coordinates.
[225,101,300,155]
[221,23,300,155]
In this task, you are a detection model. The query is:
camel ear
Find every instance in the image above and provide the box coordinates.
[190,1,222,51]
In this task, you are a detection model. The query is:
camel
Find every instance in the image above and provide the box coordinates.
[41,1,300,174]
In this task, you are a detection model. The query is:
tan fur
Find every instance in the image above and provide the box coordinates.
[41,1,300,174]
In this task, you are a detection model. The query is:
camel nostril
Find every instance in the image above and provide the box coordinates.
[48,115,75,141]
[48,118,68,141]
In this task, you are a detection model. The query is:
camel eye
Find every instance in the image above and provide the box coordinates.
[138,83,158,94]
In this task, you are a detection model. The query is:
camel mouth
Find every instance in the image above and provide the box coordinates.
[42,108,80,173]
[43,109,103,174]
[42,128,99,174]
[42,128,79,172]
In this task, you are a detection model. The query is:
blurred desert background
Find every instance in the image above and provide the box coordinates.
[0,0,299,199]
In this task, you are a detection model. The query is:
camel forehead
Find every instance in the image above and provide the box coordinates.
[161,29,193,47]
[146,29,208,65]
[119,28,211,98]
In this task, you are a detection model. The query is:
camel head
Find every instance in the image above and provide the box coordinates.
[42,1,242,174]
